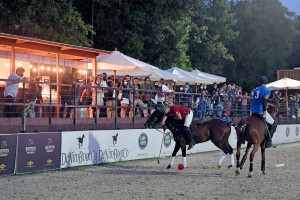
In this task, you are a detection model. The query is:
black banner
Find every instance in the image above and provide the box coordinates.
[16,132,61,174]
[0,134,17,176]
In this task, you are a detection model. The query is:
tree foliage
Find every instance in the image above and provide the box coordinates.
[0,0,93,47]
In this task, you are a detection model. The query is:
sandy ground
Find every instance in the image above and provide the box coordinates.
[1,142,300,200]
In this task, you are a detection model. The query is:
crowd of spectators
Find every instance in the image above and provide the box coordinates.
[2,66,300,120]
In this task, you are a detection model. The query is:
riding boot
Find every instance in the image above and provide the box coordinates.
[266,122,277,148]
[182,127,195,150]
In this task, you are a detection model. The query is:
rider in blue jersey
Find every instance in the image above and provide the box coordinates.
[251,76,277,148]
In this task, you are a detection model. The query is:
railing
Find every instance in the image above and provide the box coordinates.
[0,78,298,132]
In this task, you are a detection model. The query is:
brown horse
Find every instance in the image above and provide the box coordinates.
[144,109,234,169]
[235,99,281,177]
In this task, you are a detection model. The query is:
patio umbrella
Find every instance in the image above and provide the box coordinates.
[190,69,226,84]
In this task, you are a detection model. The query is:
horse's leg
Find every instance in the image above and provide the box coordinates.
[181,146,187,168]
[235,141,241,175]
[261,142,266,175]
[218,153,227,168]
[236,142,251,175]
[167,142,181,169]
[248,144,259,178]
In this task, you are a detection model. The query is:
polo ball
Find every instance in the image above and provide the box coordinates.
[178,164,184,170]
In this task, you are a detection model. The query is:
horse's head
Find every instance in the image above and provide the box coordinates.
[144,108,164,128]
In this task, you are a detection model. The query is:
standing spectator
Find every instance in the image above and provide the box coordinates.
[35,77,43,118]
[27,78,37,118]
[80,75,94,118]
[91,74,106,118]
[289,96,296,118]
[227,84,232,116]
[166,83,174,105]
[59,66,78,118]
[71,72,82,106]
[118,78,133,118]
[212,91,223,117]
[183,82,193,107]
[140,77,156,114]
[106,76,116,118]
[208,82,219,115]
[176,85,184,105]
[3,67,26,118]
[131,78,148,117]
[195,91,207,119]
[241,92,249,117]
[155,81,165,106]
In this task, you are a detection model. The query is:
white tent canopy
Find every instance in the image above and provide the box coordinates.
[191,70,226,84]
[165,67,205,85]
[93,50,160,72]
[266,78,300,90]
[96,69,179,82]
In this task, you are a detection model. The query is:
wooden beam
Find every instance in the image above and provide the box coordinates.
[10,46,15,74]
[56,53,60,118]
[92,57,97,77]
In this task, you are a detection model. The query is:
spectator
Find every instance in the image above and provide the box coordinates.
[212,91,223,117]
[59,66,78,118]
[80,75,94,118]
[208,82,219,115]
[92,74,106,118]
[27,78,38,118]
[227,84,232,116]
[195,91,207,119]
[289,96,296,118]
[176,85,184,105]
[219,110,231,123]
[35,77,43,118]
[166,83,174,105]
[106,76,116,118]
[3,67,26,118]
[118,78,133,118]
[155,81,165,105]
[71,72,82,106]
[183,82,193,107]
[241,92,249,117]
[132,78,148,117]
[140,76,156,114]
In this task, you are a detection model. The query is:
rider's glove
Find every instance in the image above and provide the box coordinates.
[162,125,166,132]
[262,115,266,123]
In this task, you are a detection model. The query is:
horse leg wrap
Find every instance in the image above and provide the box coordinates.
[261,160,265,172]
[230,154,234,166]
[236,161,240,168]
[249,162,253,172]
[182,157,187,168]
[240,158,246,170]
[169,157,175,166]
[218,153,226,167]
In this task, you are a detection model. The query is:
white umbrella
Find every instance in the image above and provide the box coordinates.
[95,49,159,72]
[191,70,226,84]
[150,70,179,82]
[165,67,205,85]
[266,78,300,90]
[96,69,151,77]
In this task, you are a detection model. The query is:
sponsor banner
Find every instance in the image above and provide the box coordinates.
[61,129,175,168]
[16,132,61,174]
[273,124,300,144]
[0,134,17,176]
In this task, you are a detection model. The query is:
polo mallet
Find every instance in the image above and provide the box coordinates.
[157,132,165,164]
[265,123,285,167]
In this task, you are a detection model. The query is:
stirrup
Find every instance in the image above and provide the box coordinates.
[187,142,195,150]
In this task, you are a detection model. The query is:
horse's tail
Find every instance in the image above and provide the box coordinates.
[238,121,249,135]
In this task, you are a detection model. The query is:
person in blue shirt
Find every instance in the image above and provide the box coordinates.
[251,76,277,148]
[220,110,231,123]
[195,91,207,119]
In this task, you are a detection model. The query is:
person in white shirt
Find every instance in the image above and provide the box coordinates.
[4,67,26,118]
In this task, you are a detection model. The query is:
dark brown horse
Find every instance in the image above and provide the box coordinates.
[144,109,234,169]
[235,99,281,177]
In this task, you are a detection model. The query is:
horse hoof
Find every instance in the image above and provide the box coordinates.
[262,171,267,175]
[228,165,233,169]
[248,172,253,178]
[235,168,241,175]
[167,165,171,169]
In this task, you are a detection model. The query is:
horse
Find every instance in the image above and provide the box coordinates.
[144,109,234,169]
[235,98,281,177]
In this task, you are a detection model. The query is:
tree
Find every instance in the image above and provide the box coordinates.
[225,0,298,91]
[0,0,93,47]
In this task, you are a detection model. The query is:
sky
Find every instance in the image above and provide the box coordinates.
[279,0,300,15]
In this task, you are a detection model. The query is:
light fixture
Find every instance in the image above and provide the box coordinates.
[59,68,63,72]
[79,70,82,73]
[29,64,32,68]
[5,63,9,67]
[82,71,86,74]
[17,62,21,67]
[41,66,44,70]
[47,67,50,71]
[53,68,57,71]
[33,68,37,72]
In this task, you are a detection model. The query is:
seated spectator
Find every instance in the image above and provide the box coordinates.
[132,78,148,117]
[220,110,231,123]
[118,78,133,118]
[80,75,94,118]
[140,77,155,114]
[106,76,116,118]
[92,74,107,118]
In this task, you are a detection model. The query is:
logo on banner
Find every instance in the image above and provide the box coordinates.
[286,127,290,137]
[46,159,54,166]
[77,134,85,148]
[112,133,118,145]
[45,138,55,153]
[1,141,8,148]
[0,164,6,171]
[138,133,148,149]
[26,139,36,154]
[164,133,172,147]
[26,161,35,168]
[296,127,299,136]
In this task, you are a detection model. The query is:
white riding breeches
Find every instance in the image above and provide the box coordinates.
[184,110,193,127]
